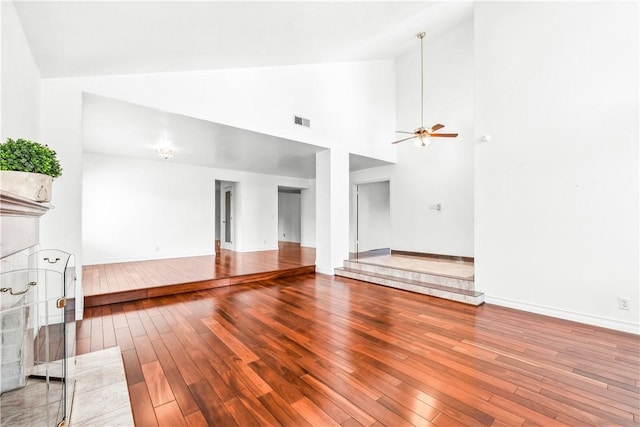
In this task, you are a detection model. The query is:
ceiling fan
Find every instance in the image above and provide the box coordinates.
[392,32,458,147]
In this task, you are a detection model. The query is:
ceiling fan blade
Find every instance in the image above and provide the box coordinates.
[395,130,416,134]
[428,133,458,138]
[430,123,445,132]
[391,135,418,144]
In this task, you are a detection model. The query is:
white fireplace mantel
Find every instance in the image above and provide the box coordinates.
[0,191,51,259]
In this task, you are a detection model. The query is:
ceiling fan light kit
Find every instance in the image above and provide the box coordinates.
[392,32,458,146]
[414,138,430,147]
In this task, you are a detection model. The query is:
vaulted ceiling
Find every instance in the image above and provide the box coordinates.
[13,1,472,178]
[14,1,473,78]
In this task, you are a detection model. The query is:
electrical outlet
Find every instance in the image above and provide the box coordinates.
[618,298,630,310]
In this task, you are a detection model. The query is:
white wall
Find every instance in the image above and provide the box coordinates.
[300,180,316,248]
[83,153,216,264]
[393,15,475,257]
[351,15,475,257]
[0,1,41,142]
[55,60,397,162]
[83,152,310,263]
[475,1,639,333]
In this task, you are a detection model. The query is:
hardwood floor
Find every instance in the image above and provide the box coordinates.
[82,243,315,307]
[77,272,640,426]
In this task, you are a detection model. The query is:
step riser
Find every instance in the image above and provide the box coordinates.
[335,269,484,306]
[343,260,475,291]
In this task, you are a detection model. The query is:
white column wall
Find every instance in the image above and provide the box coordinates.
[300,181,316,248]
[330,150,350,269]
[316,149,349,274]
[315,151,331,273]
[234,177,279,252]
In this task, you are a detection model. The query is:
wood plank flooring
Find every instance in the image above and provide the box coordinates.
[82,243,315,307]
[78,273,640,426]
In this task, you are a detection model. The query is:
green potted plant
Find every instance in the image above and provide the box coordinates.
[0,138,62,202]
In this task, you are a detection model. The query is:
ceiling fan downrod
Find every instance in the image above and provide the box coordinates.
[417,32,425,130]
[390,31,458,146]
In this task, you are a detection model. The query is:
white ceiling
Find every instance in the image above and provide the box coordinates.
[14,1,473,78]
[14,1,472,179]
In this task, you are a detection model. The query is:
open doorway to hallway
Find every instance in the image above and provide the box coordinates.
[351,180,391,259]
[278,187,302,247]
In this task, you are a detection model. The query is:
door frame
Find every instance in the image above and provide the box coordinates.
[277,187,302,244]
[220,182,235,250]
[352,179,391,258]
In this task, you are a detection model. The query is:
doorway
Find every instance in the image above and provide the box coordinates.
[278,187,302,245]
[353,180,391,258]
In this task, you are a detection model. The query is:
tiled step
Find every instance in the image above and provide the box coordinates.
[342,259,475,292]
[71,346,134,426]
[334,267,484,306]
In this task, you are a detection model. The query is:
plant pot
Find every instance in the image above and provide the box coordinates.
[0,171,52,202]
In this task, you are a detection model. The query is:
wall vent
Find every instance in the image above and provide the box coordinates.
[294,115,311,128]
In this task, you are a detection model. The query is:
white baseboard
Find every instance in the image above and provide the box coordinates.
[315,267,335,276]
[485,295,640,335]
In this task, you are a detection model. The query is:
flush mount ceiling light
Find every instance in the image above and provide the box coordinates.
[156,146,175,159]
[392,32,458,146]
[156,129,175,159]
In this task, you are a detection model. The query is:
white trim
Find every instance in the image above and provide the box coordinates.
[350,175,393,186]
[315,267,335,276]
[486,296,640,335]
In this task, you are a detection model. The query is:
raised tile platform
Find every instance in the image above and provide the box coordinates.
[335,255,484,306]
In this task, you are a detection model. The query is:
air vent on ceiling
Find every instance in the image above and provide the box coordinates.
[294,115,311,128]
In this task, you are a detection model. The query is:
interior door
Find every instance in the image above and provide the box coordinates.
[221,184,235,250]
